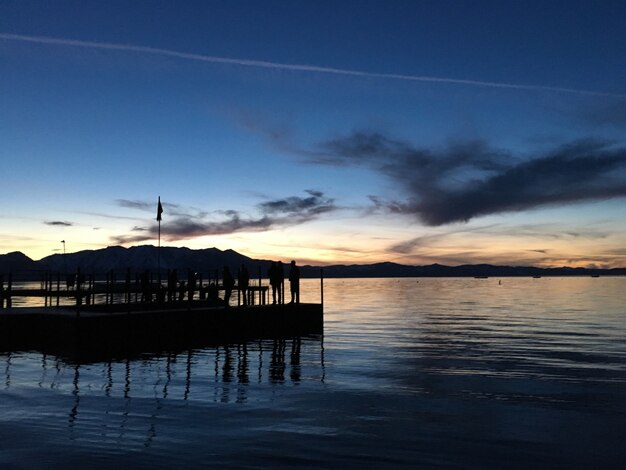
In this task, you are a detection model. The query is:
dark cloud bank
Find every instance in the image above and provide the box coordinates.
[307,132,626,225]
[113,190,335,244]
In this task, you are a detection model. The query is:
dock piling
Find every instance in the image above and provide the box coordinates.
[7,273,11,308]
[321,268,324,307]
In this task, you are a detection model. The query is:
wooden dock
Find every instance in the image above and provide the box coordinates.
[0,302,323,358]
[0,267,324,359]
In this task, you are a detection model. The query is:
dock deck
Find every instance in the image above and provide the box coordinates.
[0,267,325,358]
[0,302,323,357]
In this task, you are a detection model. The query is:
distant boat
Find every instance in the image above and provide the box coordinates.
[533,275,541,278]
[474,276,488,279]
[591,274,600,278]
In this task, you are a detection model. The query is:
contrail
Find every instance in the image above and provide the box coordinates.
[1,32,625,99]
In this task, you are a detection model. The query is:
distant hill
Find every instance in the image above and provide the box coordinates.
[37,245,260,274]
[0,245,624,280]
[0,251,39,275]
[300,262,626,278]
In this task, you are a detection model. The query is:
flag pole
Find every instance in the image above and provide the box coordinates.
[158,218,161,280]
[157,196,163,287]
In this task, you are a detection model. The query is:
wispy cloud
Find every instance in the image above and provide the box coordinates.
[116,199,205,218]
[111,191,336,244]
[258,189,334,216]
[2,33,625,99]
[43,220,73,227]
[388,225,498,254]
[305,132,626,225]
[116,199,152,211]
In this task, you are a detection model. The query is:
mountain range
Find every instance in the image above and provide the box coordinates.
[0,245,624,280]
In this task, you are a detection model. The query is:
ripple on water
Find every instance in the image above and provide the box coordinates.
[1,277,626,467]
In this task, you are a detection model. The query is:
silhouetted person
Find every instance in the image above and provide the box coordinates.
[268,261,279,304]
[207,282,219,302]
[140,270,151,303]
[288,260,300,304]
[157,284,166,303]
[167,269,178,302]
[188,270,196,301]
[238,264,250,306]
[178,280,186,302]
[66,273,75,291]
[222,266,234,307]
[125,269,131,303]
[277,261,285,304]
[76,268,85,306]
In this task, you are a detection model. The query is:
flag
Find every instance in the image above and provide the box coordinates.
[157,197,163,222]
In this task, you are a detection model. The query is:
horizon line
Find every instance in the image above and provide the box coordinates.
[2,244,624,271]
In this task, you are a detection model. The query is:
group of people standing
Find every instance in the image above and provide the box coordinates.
[221,264,253,307]
[135,260,301,307]
[267,260,300,305]
[221,260,300,306]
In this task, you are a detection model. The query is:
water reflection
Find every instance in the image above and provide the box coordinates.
[0,335,324,448]
[1,278,624,468]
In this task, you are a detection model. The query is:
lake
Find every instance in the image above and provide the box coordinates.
[1,277,625,468]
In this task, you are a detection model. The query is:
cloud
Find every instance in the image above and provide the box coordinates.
[111,191,337,243]
[116,199,153,211]
[2,33,625,99]
[258,189,334,216]
[309,132,626,225]
[116,199,207,218]
[44,220,73,226]
[389,235,440,254]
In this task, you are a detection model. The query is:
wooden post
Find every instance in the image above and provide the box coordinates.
[112,270,117,306]
[43,272,47,307]
[6,273,12,308]
[85,274,91,306]
[76,268,81,317]
[258,266,262,305]
[47,272,51,306]
[126,268,131,305]
[320,268,324,307]
[56,272,60,307]
[199,272,205,300]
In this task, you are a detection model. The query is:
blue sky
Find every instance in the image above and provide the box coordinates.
[1,1,625,267]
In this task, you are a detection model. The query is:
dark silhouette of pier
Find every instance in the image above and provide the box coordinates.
[0,267,324,354]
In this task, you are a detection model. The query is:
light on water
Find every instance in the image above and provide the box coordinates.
[1,277,625,467]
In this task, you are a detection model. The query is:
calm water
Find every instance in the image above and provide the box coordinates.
[1,277,625,468]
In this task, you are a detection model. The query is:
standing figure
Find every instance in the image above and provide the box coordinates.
[207,282,219,302]
[222,266,235,307]
[141,269,151,303]
[167,269,178,302]
[268,261,279,304]
[288,260,300,304]
[178,280,186,302]
[277,261,285,304]
[188,270,196,302]
[238,264,250,306]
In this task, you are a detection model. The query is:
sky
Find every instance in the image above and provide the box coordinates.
[1,0,625,268]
